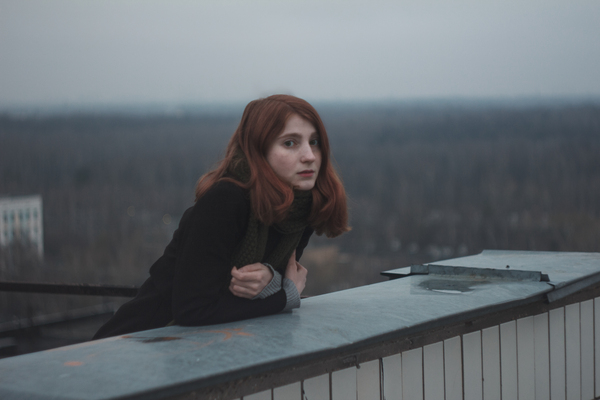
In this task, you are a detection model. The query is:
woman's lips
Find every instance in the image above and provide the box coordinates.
[298,170,314,177]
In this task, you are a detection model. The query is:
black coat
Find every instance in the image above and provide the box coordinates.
[93,181,313,339]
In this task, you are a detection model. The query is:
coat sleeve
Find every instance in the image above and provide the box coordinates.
[171,181,289,326]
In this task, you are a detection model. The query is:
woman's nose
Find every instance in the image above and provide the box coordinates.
[300,144,316,162]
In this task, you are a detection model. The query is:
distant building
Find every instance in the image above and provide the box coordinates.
[0,195,43,257]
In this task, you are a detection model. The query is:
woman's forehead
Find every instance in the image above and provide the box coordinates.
[280,114,317,135]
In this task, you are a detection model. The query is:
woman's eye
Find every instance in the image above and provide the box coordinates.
[310,138,320,146]
[283,140,295,147]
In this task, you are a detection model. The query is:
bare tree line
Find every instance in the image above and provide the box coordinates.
[1,102,599,304]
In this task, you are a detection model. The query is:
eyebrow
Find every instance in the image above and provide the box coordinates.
[278,132,319,140]
[278,133,302,140]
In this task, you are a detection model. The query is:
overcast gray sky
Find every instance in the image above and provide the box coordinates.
[1,0,599,108]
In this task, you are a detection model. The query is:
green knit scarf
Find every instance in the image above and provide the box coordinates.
[227,151,312,273]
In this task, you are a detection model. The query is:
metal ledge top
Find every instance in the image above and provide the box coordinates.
[1,250,599,400]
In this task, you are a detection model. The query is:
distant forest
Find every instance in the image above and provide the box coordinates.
[1,101,599,319]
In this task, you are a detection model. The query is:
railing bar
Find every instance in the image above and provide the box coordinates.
[0,280,138,297]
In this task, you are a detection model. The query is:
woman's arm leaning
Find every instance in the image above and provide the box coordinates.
[170,182,289,326]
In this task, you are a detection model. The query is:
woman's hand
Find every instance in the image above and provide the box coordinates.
[229,263,274,299]
[284,250,307,295]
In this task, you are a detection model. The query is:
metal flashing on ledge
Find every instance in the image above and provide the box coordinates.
[379,266,412,279]
[546,271,600,303]
[425,264,546,282]
[382,263,548,282]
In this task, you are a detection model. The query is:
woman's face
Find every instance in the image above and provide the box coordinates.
[266,114,321,191]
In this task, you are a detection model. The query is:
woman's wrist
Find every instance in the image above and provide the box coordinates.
[254,263,301,311]
[282,277,301,311]
[253,263,281,300]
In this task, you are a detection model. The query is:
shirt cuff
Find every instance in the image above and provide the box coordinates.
[282,278,301,311]
[254,263,282,300]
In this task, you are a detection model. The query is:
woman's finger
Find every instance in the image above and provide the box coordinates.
[231,278,260,291]
[229,283,255,298]
[234,272,267,287]
[232,266,262,280]
[297,263,307,274]
[230,276,262,294]
[234,264,271,281]
[238,263,270,273]
[231,270,254,282]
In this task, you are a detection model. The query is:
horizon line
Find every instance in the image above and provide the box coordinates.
[2,95,600,117]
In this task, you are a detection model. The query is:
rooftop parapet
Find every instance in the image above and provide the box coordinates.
[0,250,599,399]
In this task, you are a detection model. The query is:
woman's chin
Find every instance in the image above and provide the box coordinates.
[293,182,316,191]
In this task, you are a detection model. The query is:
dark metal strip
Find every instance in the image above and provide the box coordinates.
[382,264,546,282]
[0,281,138,297]
[415,264,544,281]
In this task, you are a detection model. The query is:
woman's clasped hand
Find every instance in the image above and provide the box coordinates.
[229,250,307,299]
[229,263,274,299]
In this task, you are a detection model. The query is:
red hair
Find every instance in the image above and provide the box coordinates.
[195,94,349,238]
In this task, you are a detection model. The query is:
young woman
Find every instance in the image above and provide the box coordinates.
[93,94,349,339]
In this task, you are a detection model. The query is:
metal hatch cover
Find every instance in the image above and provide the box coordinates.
[382,250,600,302]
